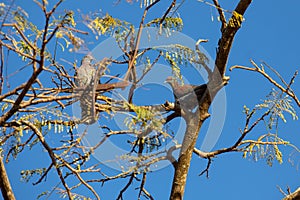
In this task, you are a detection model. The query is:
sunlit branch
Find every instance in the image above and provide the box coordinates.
[0,41,38,62]
[230,60,300,107]
[2,23,36,50]
[195,39,212,78]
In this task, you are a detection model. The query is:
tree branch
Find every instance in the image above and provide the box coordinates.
[212,0,227,31]
[0,156,16,200]
[230,60,300,107]
[214,0,252,79]
[21,120,72,200]
[283,187,300,200]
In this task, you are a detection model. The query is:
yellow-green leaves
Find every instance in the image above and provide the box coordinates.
[62,11,76,27]
[241,88,296,167]
[147,17,183,32]
[273,144,283,164]
[228,11,244,28]
[52,11,83,51]
[17,40,32,60]
[164,51,182,82]
[93,14,116,34]
[161,44,208,81]
[139,0,156,8]
[21,168,47,183]
[13,8,29,31]
[53,10,76,27]
[256,89,298,127]
[87,13,125,37]
[1,103,9,112]
[124,103,166,137]
[64,31,84,52]
[55,30,84,52]
[242,134,288,167]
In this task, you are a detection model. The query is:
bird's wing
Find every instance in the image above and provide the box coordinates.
[174,84,195,98]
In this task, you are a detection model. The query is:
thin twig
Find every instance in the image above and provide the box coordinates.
[230,60,300,107]
[159,0,176,28]
[198,157,212,178]
[212,0,227,31]
[21,120,72,199]
[116,173,136,200]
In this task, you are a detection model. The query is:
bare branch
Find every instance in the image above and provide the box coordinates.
[230,61,300,107]
[138,172,147,200]
[32,163,54,185]
[212,0,227,31]
[195,39,212,78]
[159,0,176,31]
[124,0,160,82]
[283,187,300,200]
[198,157,212,178]
[57,157,101,200]
[116,173,136,200]
[21,120,72,199]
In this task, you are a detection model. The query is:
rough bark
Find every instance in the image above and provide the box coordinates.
[169,88,211,200]
[0,157,16,200]
[169,113,203,200]
[214,0,253,77]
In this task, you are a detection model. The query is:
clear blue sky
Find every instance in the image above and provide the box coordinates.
[3,0,300,199]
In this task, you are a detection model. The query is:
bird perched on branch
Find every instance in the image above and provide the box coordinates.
[75,54,97,124]
[75,54,95,87]
[165,76,207,111]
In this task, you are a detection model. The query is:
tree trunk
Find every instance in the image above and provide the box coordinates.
[0,156,16,200]
[168,1,253,199]
[169,112,203,200]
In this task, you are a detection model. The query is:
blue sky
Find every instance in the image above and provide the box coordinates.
[3,0,300,199]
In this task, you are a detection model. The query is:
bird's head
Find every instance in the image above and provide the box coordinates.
[165,76,176,84]
[81,54,94,64]
[165,76,180,88]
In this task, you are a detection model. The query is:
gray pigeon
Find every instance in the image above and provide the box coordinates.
[75,55,97,124]
[75,55,95,87]
[165,76,207,111]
